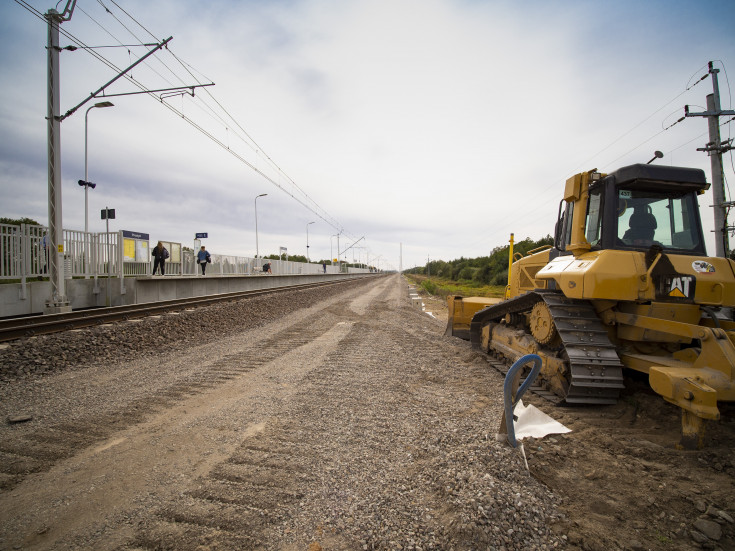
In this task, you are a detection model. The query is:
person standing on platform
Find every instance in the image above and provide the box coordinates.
[152,241,169,276]
[322,262,327,274]
[197,245,211,275]
[40,232,50,274]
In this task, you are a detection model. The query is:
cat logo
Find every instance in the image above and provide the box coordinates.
[668,276,694,298]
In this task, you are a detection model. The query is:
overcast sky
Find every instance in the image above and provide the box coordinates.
[1,0,734,271]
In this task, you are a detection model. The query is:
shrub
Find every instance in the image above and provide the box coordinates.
[457,266,477,281]
[490,269,508,286]
[421,279,437,295]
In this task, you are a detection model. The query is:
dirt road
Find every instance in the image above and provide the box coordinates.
[0,275,733,550]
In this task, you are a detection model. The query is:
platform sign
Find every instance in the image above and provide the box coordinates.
[122,230,149,240]
[122,230,151,261]
[195,233,208,239]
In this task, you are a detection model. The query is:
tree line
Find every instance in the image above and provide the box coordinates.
[404,235,554,286]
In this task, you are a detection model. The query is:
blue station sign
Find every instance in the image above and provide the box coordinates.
[122,230,150,240]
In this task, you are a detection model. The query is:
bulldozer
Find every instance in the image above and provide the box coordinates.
[447,163,735,448]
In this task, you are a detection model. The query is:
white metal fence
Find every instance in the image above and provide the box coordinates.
[0,223,48,279]
[0,223,369,283]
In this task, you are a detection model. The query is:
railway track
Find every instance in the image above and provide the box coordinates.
[0,277,376,343]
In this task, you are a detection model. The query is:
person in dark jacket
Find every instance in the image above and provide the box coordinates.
[197,246,211,275]
[152,241,169,275]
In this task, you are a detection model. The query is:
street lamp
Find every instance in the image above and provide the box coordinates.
[81,101,114,233]
[306,221,315,263]
[336,232,342,272]
[254,193,267,262]
[330,233,340,266]
[79,101,114,277]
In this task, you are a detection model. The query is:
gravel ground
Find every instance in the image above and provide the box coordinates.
[0,274,565,550]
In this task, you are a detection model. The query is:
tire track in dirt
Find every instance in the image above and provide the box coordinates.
[126,279,399,550]
[0,318,330,494]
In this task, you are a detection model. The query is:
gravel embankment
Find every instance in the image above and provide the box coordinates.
[0,280,364,382]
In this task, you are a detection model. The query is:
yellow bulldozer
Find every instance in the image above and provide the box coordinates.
[447,163,735,448]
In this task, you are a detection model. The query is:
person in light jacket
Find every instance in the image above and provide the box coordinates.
[197,246,211,275]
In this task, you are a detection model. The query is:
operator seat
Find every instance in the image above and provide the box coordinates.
[624,210,657,244]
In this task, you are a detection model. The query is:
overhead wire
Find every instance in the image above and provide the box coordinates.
[713,60,734,198]
[77,4,250,164]
[103,0,159,43]
[463,65,718,253]
[18,0,352,238]
[22,0,349,236]
[165,50,345,232]
[95,0,348,235]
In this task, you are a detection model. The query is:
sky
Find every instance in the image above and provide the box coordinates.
[1,0,734,271]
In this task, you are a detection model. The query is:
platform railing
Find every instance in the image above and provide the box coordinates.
[0,224,372,285]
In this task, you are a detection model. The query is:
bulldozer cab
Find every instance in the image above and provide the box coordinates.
[554,163,709,257]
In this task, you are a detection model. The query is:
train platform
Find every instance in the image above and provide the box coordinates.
[0,272,371,318]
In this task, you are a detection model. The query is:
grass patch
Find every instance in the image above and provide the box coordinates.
[405,274,505,298]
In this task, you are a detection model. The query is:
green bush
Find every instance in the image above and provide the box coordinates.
[457,266,476,281]
[421,279,437,295]
[490,269,508,286]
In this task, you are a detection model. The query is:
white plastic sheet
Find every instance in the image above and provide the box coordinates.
[512,399,571,440]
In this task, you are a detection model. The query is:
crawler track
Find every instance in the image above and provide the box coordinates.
[0,277,377,342]
[470,290,625,405]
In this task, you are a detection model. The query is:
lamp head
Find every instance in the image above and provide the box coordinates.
[94,101,114,108]
[646,150,664,164]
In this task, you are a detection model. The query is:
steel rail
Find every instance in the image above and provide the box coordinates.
[0,277,373,343]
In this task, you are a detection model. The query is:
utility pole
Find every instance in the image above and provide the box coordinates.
[45,3,80,313]
[685,61,735,258]
[42,1,176,312]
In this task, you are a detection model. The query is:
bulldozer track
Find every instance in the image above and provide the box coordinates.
[470,290,625,405]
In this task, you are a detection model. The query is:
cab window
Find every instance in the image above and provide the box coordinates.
[585,187,603,248]
[617,188,700,251]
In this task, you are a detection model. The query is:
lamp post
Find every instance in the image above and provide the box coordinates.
[80,101,114,277]
[306,221,315,263]
[330,233,342,269]
[255,193,267,263]
[337,232,342,271]
[82,101,114,233]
